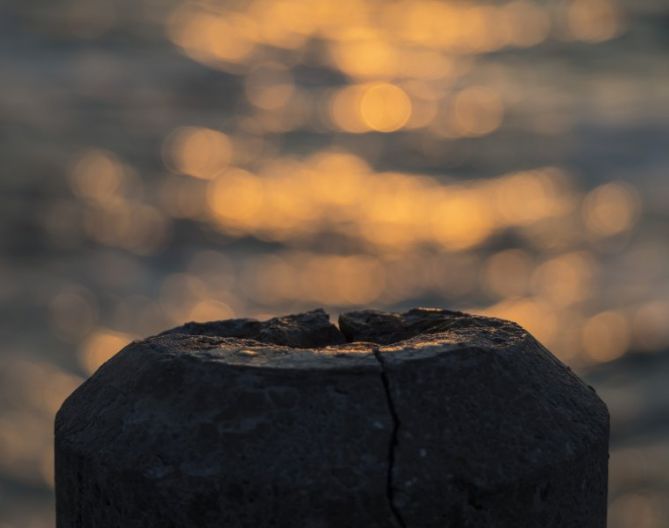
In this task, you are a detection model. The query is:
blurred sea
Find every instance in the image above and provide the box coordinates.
[1,0,668,526]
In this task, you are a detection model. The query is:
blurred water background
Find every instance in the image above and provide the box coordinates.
[1,0,668,526]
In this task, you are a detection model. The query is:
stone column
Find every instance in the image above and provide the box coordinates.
[55,308,609,527]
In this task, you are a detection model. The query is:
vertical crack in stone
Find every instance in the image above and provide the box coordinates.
[373,348,407,528]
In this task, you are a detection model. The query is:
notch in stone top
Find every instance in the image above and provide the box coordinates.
[161,308,347,348]
[162,307,520,350]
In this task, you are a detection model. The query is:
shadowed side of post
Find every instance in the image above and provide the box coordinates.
[56,308,609,527]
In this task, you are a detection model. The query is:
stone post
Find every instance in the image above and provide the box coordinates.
[55,308,609,527]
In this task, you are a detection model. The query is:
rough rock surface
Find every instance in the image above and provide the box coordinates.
[160,308,347,349]
[55,308,609,528]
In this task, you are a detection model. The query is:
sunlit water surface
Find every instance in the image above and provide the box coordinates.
[0,0,668,525]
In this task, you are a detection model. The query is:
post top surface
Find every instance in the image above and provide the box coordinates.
[144,307,529,371]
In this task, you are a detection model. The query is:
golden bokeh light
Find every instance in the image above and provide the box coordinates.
[582,311,630,363]
[207,168,264,230]
[532,252,596,307]
[195,149,578,252]
[359,82,412,132]
[4,359,83,418]
[330,38,398,79]
[480,297,558,348]
[309,152,368,207]
[400,49,457,80]
[168,5,257,67]
[492,168,573,226]
[165,127,233,180]
[6,0,664,524]
[188,300,235,322]
[0,359,82,488]
[83,202,169,255]
[403,94,440,129]
[567,0,621,43]
[163,0,621,86]
[430,189,495,250]
[452,86,504,137]
[69,149,126,203]
[242,252,386,306]
[248,0,314,49]
[79,328,134,374]
[303,255,386,305]
[500,1,551,47]
[582,181,640,237]
[329,85,369,133]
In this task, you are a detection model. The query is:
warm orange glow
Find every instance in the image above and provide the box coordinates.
[430,190,495,250]
[330,38,398,79]
[480,297,558,347]
[400,50,456,80]
[501,1,551,47]
[582,181,640,237]
[359,82,412,132]
[309,153,367,206]
[83,202,169,255]
[242,252,386,306]
[582,311,630,363]
[207,169,264,229]
[194,148,578,252]
[329,85,369,133]
[5,2,659,521]
[164,0,620,83]
[168,5,257,67]
[532,252,596,306]
[491,169,573,226]
[453,86,504,137]
[567,0,621,42]
[79,328,134,374]
[69,149,126,203]
[188,300,234,322]
[249,0,313,49]
[331,83,415,133]
[0,359,82,488]
[402,83,440,128]
[165,127,233,180]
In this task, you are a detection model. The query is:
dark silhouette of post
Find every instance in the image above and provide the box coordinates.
[55,308,609,527]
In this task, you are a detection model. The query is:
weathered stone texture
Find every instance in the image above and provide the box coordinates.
[56,308,609,527]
